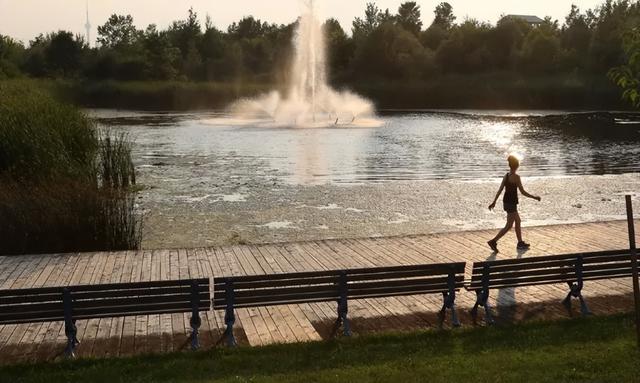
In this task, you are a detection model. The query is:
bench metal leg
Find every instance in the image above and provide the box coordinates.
[471,290,494,325]
[62,288,78,358]
[484,300,494,325]
[64,320,78,359]
[562,282,592,316]
[223,307,237,347]
[190,315,201,351]
[334,299,351,337]
[334,271,351,337]
[438,292,460,327]
[189,281,202,351]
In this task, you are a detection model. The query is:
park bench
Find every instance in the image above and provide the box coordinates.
[466,249,632,324]
[0,278,210,357]
[213,262,466,346]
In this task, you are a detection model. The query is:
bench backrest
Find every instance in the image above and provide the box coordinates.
[213,263,466,310]
[0,278,210,325]
[467,249,631,291]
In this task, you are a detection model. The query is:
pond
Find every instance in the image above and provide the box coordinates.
[92,109,640,249]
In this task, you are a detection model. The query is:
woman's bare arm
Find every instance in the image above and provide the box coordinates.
[517,176,541,201]
[489,177,506,210]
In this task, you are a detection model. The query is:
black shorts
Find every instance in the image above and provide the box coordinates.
[503,202,518,213]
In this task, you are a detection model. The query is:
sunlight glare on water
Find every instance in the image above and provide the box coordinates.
[95,110,640,185]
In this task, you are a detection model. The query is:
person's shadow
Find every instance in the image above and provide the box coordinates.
[495,248,529,323]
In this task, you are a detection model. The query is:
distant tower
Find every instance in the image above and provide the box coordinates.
[85,1,91,47]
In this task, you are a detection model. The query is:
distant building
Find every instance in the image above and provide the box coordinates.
[503,15,545,26]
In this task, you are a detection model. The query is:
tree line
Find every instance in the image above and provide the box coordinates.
[0,1,638,106]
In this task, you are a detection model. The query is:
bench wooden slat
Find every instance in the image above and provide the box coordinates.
[72,294,209,310]
[348,276,462,291]
[468,261,633,289]
[471,249,628,268]
[214,295,343,310]
[470,259,576,276]
[214,290,340,308]
[346,267,463,282]
[215,271,342,284]
[214,263,465,286]
[214,285,338,300]
[0,285,209,305]
[72,301,198,318]
[0,278,209,298]
[216,276,340,290]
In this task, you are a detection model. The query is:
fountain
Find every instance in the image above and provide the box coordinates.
[230,0,377,127]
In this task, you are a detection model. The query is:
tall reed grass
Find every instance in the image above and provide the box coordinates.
[0,80,142,255]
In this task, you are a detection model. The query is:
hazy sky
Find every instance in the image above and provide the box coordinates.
[0,0,604,45]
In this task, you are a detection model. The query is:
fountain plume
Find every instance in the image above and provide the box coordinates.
[231,0,376,127]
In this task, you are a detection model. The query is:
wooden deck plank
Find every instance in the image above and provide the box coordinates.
[236,246,284,344]
[90,250,119,358]
[30,253,82,361]
[75,251,110,358]
[250,245,300,344]
[157,249,174,352]
[20,252,80,362]
[2,254,55,363]
[167,250,187,352]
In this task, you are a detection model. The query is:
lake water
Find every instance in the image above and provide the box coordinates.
[91,109,640,249]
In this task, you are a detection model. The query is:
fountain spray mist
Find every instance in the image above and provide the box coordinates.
[231,0,377,127]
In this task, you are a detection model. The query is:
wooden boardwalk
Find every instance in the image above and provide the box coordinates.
[0,220,638,364]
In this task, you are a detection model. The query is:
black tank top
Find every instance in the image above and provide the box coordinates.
[503,173,518,204]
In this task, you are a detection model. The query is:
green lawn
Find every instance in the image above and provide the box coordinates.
[2,314,639,383]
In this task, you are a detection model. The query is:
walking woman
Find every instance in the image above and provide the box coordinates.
[487,154,541,253]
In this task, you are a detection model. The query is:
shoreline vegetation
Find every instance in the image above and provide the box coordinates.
[38,73,628,111]
[0,314,637,382]
[0,82,142,255]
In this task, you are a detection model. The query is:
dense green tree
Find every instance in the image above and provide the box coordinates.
[520,19,562,74]
[353,22,431,79]
[41,31,85,77]
[609,28,640,107]
[200,20,227,81]
[142,24,180,80]
[435,20,493,73]
[352,3,384,41]
[560,5,592,71]
[396,2,423,37]
[169,8,202,57]
[0,35,24,78]
[421,25,448,50]
[228,16,270,40]
[486,17,530,70]
[323,18,353,76]
[97,15,140,49]
[432,2,456,30]
[589,0,640,72]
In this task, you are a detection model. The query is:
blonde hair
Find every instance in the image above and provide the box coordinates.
[507,154,520,170]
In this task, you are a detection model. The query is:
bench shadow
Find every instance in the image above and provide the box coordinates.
[494,248,529,324]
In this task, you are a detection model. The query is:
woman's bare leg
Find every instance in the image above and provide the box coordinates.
[492,213,516,243]
[515,212,523,242]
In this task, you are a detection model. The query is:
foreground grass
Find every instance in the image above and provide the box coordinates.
[2,314,639,383]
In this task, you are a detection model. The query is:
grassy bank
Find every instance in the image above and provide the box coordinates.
[0,80,141,254]
[38,73,629,111]
[2,314,638,382]
[346,73,627,110]
[51,80,277,110]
